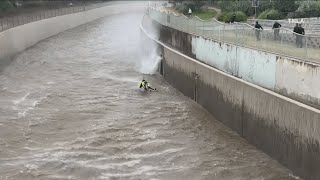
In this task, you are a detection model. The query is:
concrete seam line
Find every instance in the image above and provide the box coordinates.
[140,22,320,114]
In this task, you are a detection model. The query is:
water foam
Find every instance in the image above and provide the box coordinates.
[13,92,30,106]
[135,16,161,75]
[12,92,49,118]
[137,48,161,75]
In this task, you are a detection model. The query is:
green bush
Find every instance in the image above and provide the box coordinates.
[235,11,247,22]
[218,11,247,22]
[0,0,13,13]
[292,1,320,18]
[258,9,270,19]
[176,4,188,14]
[258,9,283,20]
[215,0,299,18]
[193,9,217,20]
[266,9,283,20]
[176,3,195,15]
[194,1,205,10]
[216,0,272,17]
[217,11,227,21]
[176,2,205,15]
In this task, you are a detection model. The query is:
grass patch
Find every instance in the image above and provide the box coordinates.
[193,9,217,20]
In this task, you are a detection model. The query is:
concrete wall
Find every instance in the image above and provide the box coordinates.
[0,2,146,63]
[157,21,320,108]
[276,57,320,107]
[140,19,320,179]
[191,37,277,89]
[163,47,320,180]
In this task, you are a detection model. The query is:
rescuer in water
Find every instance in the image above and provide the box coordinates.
[140,79,156,91]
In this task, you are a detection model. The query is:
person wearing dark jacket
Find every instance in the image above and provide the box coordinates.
[272,21,281,40]
[255,21,263,41]
[293,23,300,47]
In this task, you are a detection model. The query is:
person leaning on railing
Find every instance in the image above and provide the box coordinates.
[293,23,305,48]
[272,21,281,40]
[254,21,263,41]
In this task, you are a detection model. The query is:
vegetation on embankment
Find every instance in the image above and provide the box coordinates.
[217,11,247,22]
[193,9,217,20]
[175,2,217,20]
[215,0,320,20]
[170,0,320,22]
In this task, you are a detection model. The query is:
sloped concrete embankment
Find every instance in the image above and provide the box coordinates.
[141,15,320,180]
[0,2,146,69]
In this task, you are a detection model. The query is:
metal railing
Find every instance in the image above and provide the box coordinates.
[149,7,320,63]
[0,1,114,33]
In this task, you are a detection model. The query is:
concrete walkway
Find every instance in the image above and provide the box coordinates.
[159,4,221,19]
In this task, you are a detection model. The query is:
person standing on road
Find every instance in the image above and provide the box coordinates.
[188,8,192,17]
[293,23,300,47]
[255,21,263,41]
[272,21,281,40]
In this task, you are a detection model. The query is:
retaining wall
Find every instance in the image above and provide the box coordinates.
[0,2,146,65]
[157,21,320,108]
[141,18,320,180]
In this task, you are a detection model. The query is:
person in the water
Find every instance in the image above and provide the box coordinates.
[140,79,156,91]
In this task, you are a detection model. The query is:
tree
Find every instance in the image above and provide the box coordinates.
[0,0,13,13]
[272,0,298,15]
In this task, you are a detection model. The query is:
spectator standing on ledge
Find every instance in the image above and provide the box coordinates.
[297,24,305,48]
[255,21,263,41]
[272,21,281,40]
[293,23,299,47]
[188,8,192,17]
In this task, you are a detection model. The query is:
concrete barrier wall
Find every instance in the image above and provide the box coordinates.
[276,57,320,107]
[0,2,146,62]
[140,20,320,179]
[162,47,320,180]
[191,37,277,89]
[157,21,320,108]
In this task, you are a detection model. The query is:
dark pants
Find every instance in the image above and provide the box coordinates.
[141,85,155,91]
[148,87,155,91]
[296,35,303,48]
[255,30,261,41]
[274,29,280,40]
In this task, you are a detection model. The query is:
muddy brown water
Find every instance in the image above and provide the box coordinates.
[0,12,299,180]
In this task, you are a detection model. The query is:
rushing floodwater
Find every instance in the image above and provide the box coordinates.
[0,12,300,180]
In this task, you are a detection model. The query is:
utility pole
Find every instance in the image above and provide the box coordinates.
[255,6,257,18]
[252,0,259,19]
